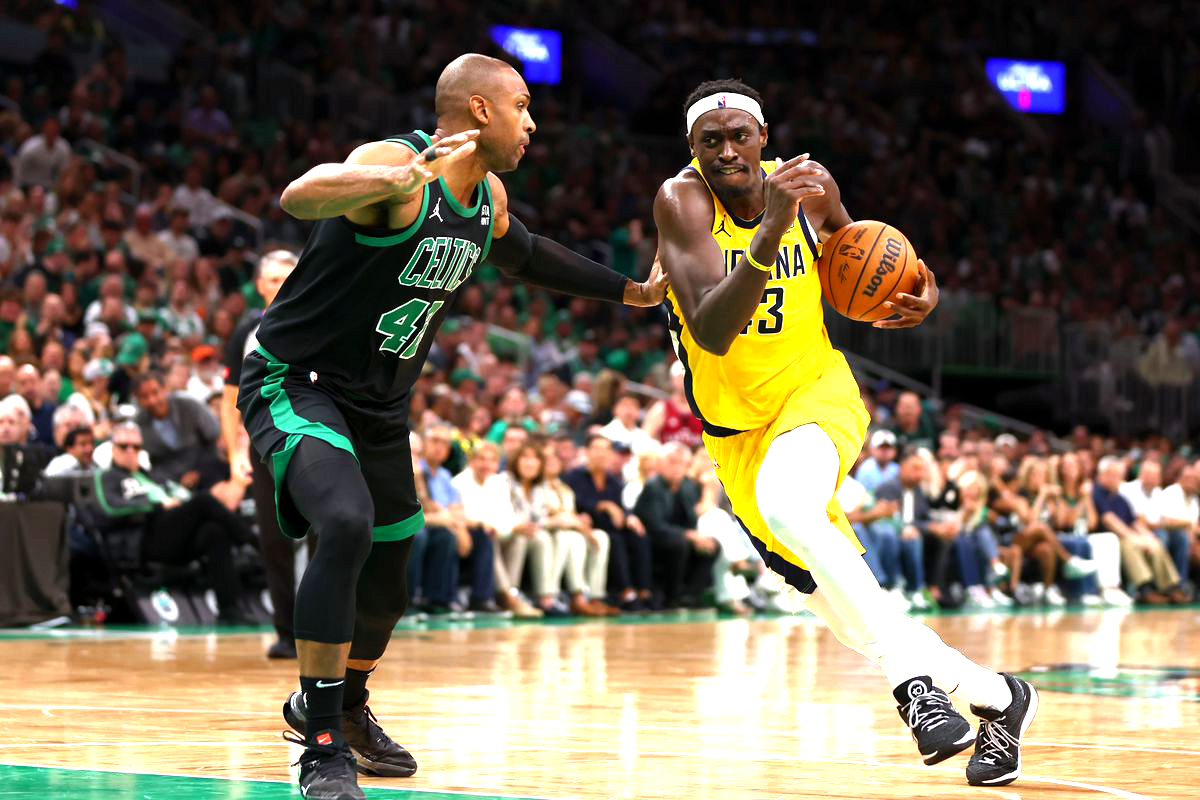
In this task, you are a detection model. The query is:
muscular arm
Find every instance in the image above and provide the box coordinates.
[485,174,662,305]
[279,131,479,224]
[652,175,772,356]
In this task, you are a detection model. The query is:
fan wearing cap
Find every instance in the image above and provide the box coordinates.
[652,78,1035,785]
[856,429,900,494]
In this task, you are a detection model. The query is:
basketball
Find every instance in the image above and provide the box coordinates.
[819,220,920,321]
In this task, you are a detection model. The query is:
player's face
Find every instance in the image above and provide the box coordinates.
[480,72,536,174]
[689,110,767,198]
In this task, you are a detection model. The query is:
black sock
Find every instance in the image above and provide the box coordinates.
[300,675,345,742]
[342,666,374,709]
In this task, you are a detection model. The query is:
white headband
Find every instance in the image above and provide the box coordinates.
[685,92,766,134]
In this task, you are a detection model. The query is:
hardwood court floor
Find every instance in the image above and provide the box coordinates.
[1,607,1198,799]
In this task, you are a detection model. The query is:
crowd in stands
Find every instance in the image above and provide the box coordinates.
[1,2,1199,625]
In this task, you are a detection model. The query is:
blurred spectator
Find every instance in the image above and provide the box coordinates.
[1,394,48,497]
[14,117,71,189]
[642,362,703,450]
[889,391,937,451]
[1012,456,1098,606]
[534,445,612,616]
[634,441,717,610]
[855,429,899,493]
[1154,463,1198,585]
[93,421,249,623]
[158,208,201,263]
[411,428,471,615]
[124,204,173,271]
[499,443,554,616]
[871,451,931,610]
[566,434,651,610]
[1137,319,1200,387]
[43,425,94,476]
[1093,456,1189,604]
[452,441,534,615]
[184,85,233,147]
[599,393,655,457]
[185,345,223,404]
[133,373,220,489]
[15,363,56,446]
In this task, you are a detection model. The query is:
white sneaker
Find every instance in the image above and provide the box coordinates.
[989,587,1014,607]
[908,590,931,611]
[1063,555,1099,579]
[1101,586,1134,607]
[1080,593,1104,607]
[966,585,996,608]
[991,561,1011,582]
[1045,584,1067,606]
[1030,583,1046,604]
[887,587,912,612]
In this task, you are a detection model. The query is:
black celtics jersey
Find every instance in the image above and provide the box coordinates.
[255,130,494,407]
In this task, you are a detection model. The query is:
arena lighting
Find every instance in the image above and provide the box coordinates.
[490,26,562,85]
[985,59,1066,114]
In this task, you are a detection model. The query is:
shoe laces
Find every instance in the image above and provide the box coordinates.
[350,704,396,750]
[906,689,954,734]
[283,730,356,770]
[973,714,1020,765]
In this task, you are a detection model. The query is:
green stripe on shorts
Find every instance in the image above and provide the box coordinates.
[372,508,426,542]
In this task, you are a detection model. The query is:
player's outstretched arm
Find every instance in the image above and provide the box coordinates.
[279,131,479,221]
[653,157,824,355]
[485,174,667,307]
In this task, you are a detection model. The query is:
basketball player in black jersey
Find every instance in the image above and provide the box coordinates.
[237,54,666,799]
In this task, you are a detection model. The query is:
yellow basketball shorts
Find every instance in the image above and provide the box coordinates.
[703,351,869,593]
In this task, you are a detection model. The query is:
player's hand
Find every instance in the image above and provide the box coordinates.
[873,259,940,329]
[761,153,826,237]
[625,254,669,306]
[391,130,479,197]
[229,448,253,485]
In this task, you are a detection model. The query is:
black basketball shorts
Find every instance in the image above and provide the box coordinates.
[237,346,423,542]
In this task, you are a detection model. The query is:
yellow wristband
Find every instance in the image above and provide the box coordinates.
[745,250,774,272]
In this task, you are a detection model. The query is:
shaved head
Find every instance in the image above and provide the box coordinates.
[435,53,521,123]
[435,52,536,174]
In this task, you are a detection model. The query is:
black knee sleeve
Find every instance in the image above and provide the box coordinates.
[287,438,375,644]
[348,538,414,661]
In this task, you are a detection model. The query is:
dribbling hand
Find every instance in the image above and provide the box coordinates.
[391,130,480,198]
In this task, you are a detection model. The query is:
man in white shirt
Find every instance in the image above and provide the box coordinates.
[171,165,219,228]
[157,207,201,263]
[14,117,72,188]
[450,442,537,616]
[1120,458,1163,530]
[1155,463,1198,585]
[599,394,656,475]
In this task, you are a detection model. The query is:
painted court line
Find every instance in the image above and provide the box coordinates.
[1,702,1196,758]
[0,760,572,800]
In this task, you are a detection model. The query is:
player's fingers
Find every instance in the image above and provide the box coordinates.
[420,130,479,162]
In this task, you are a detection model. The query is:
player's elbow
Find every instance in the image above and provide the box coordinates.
[692,329,732,357]
[279,180,317,220]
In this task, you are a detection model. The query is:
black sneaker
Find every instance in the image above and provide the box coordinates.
[894,676,976,765]
[285,690,418,777]
[966,673,1039,786]
[283,729,364,800]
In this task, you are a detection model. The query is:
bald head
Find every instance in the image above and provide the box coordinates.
[435,53,536,174]
[435,54,521,123]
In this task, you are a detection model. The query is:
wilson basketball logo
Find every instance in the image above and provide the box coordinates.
[862,237,904,298]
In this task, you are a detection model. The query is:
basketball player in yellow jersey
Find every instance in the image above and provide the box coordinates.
[653,79,1038,788]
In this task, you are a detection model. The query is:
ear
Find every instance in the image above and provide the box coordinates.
[759,121,769,148]
[469,95,490,127]
[685,134,696,160]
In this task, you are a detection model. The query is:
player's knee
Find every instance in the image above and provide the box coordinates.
[316,503,374,566]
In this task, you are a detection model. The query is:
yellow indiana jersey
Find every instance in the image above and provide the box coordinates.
[664,158,836,434]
